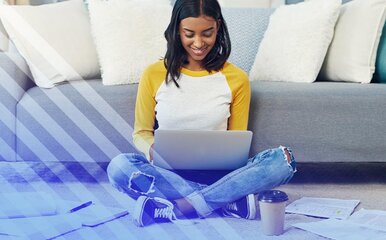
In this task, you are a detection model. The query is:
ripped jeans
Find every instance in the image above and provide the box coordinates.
[107,146,296,217]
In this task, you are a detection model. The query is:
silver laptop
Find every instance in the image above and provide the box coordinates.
[152,130,253,170]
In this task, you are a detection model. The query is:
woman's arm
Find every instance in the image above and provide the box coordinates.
[132,61,166,160]
[228,72,251,131]
[132,69,157,161]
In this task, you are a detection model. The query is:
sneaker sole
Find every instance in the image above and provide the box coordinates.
[246,194,257,220]
[133,196,148,227]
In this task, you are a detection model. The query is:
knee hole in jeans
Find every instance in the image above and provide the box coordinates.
[279,146,297,173]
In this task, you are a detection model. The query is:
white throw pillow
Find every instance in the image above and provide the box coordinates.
[219,0,286,8]
[0,19,8,51]
[0,0,100,88]
[319,0,386,84]
[88,0,172,85]
[249,0,341,83]
[0,1,9,51]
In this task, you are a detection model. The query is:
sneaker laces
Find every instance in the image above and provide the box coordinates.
[153,197,177,221]
[153,197,197,226]
[227,202,238,211]
[223,201,242,219]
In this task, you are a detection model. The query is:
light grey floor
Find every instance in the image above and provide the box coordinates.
[62,181,386,240]
[1,162,386,239]
[25,181,385,240]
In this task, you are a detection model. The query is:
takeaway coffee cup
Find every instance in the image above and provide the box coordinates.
[258,190,288,236]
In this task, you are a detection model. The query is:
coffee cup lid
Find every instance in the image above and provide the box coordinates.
[258,190,288,203]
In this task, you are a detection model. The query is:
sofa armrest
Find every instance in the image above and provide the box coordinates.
[0,52,34,161]
[0,52,34,100]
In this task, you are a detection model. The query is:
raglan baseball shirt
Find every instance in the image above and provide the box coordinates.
[133,60,251,160]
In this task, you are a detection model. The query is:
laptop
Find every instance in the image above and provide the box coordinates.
[152,129,253,170]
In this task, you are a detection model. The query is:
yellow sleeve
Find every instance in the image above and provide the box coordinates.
[223,63,251,130]
[132,61,165,160]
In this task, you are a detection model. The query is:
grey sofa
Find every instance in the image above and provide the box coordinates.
[1,8,386,165]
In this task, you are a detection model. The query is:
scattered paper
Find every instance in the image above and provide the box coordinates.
[55,200,129,227]
[0,192,92,219]
[293,218,386,240]
[0,214,82,239]
[286,197,360,219]
[0,192,57,219]
[344,209,386,232]
[293,209,386,240]
[72,204,128,227]
[0,193,129,239]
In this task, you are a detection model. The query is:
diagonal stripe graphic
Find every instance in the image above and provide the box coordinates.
[0,157,134,239]
[1,94,214,239]
[0,160,100,239]
[1,114,180,238]
[0,12,250,239]
[1,72,247,240]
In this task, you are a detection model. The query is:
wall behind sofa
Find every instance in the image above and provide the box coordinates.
[286,0,351,4]
[8,0,351,6]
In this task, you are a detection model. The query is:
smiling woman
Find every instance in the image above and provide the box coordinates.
[179,16,218,71]
[106,0,297,228]
[164,0,231,87]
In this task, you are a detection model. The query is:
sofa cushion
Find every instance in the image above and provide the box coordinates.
[249,0,341,83]
[319,0,386,83]
[249,81,386,163]
[0,18,8,52]
[223,8,275,74]
[0,0,100,88]
[286,0,352,4]
[0,0,10,51]
[16,80,139,162]
[88,0,171,85]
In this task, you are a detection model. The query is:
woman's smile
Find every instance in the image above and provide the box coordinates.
[190,46,208,56]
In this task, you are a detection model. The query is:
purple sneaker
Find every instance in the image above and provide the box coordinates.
[222,194,257,220]
[133,196,177,227]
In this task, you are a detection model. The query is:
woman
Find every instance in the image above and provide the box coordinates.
[107,0,296,227]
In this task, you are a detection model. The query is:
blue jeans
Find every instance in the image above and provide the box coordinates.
[107,146,296,217]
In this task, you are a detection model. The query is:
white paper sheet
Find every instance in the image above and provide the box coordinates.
[72,204,129,227]
[0,192,89,219]
[0,192,57,218]
[0,195,128,239]
[345,209,386,232]
[0,214,82,239]
[293,218,386,240]
[286,197,360,219]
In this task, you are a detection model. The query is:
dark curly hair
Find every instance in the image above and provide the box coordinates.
[164,0,231,87]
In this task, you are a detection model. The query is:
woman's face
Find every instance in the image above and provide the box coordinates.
[179,15,218,70]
